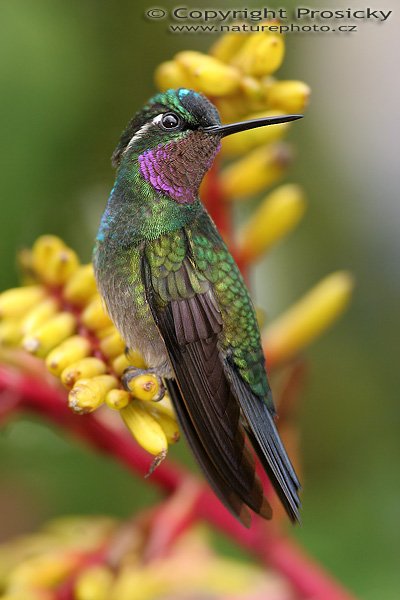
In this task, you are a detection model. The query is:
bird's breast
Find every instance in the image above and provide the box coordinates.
[93,243,171,376]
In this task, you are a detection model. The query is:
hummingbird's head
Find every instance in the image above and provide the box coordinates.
[112,88,302,205]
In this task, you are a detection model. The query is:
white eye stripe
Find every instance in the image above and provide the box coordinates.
[123,113,181,157]
[123,122,152,155]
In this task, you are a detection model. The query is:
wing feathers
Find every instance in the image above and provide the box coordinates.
[225,357,301,522]
[142,251,299,524]
[172,292,222,345]
[170,335,267,516]
[166,378,252,527]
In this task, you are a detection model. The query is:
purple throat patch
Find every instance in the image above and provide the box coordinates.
[138,135,221,204]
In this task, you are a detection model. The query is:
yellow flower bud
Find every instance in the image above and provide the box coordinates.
[175,51,241,96]
[237,184,306,262]
[221,110,290,157]
[7,551,78,591]
[232,32,285,77]
[154,60,192,91]
[112,349,146,376]
[220,143,292,201]
[111,353,131,376]
[81,296,113,332]
[61,357,107,389]
[74,565,114,600]
[22,312,77,357]
[105,388,131,411]
[209,31,248,63]
[239,76,265,103]
[152,395,176,420]
[20,297,59,335]
[120,402,168,456]
[95,325,115,340]
[42,247,80,286]
[32,235,79,286]
[63,264,98,306]
[0,320,22,346]
[0,286,45,319]
[111,566,171,600]
[215,95,248,123]
[45,335,91,376]
[98,330,126,359]
[31,235,66,275]
[125,372,160,401]
[68,375,118,414]
[265,80,311,114]
[44,516,115,546]
[152,410,180,444]
[263,272,355,368]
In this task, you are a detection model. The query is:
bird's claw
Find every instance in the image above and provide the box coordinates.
[121,366,165,401]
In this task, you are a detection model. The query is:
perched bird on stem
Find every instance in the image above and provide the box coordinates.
[94,88,302,526]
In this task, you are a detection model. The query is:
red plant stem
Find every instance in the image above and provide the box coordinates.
[143,477,203,562]
[0,387,21,424]
[0,366,357,600]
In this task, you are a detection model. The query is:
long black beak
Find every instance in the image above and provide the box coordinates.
[203,114,303,137]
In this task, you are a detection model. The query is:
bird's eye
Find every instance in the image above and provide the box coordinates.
[159,112,182,130]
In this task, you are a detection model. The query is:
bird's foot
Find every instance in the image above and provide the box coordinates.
[121,366,165,401]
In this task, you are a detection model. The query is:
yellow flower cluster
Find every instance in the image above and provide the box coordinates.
[0,517,115,600]
[0,517,293,600]
[0,235,179,462]
[155,31,310,120]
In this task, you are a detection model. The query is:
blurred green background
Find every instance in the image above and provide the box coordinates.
[0,1,399,598]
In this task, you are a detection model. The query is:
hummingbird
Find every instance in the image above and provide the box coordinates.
[94,88,302,526]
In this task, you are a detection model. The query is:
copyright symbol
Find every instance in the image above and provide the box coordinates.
[145,7,166,19]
